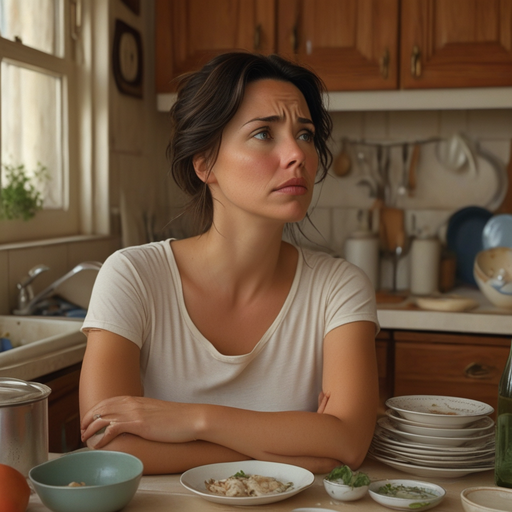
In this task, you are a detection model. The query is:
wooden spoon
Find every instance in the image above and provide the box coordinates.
[332,138,351,177]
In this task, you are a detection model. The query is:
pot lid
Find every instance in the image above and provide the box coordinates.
[0,377,51,406]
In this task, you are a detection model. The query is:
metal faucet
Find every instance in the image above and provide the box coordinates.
[14,261,102,315]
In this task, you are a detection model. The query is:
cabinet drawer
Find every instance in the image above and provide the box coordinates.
[394,341,508,416]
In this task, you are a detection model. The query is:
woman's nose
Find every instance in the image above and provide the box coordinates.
[281,136,306,169]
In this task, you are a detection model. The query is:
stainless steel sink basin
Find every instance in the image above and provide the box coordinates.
[0,316,85,380]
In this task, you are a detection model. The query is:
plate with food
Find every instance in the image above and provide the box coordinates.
[180,460,314,505]
[369,478,446,510]
[385,396,494,428]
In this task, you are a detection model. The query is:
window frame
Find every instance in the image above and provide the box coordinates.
[0,0,85,243]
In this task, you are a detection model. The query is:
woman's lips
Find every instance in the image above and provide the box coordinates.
[274,178,308,195]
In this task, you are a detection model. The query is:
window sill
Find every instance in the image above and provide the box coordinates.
[0,234,117,252]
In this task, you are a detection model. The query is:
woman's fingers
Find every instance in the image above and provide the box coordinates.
[317,391,330,414]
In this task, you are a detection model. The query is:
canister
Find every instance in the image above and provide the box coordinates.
[0,377,51,476]
[410,236,441,295]
[344,231,380,289]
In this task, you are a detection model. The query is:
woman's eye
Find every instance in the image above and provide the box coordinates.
[298,130,315,142]
[254,130,271,140]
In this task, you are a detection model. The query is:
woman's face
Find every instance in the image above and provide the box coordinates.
[197,79,319,226]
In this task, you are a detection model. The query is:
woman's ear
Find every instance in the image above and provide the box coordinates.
[193,155,216,184]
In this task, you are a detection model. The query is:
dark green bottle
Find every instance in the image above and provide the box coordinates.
[496,341,512,488]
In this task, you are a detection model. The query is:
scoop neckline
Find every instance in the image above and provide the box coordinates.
[164,240,303,362]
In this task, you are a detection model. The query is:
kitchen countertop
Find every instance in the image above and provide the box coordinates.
[377,287,512,336]
[28,457,496,511]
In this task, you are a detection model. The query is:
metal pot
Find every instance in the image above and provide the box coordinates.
[0,377,51,476]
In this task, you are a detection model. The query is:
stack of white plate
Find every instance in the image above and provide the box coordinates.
[369,395,495,478]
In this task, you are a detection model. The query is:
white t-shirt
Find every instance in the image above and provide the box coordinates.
[82,240,379,413]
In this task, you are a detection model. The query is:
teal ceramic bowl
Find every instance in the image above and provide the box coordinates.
[29,450,143,512]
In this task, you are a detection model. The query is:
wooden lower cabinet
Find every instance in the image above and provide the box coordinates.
[393,331,510,419]
[376,330,394,415]
[35,363,83,453]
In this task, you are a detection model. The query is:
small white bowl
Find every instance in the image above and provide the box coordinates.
[474,247,512,309]
[461,486,512,512]
[369,479,446,511]
[323,479,368,501]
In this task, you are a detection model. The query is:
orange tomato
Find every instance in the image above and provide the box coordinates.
[0,464,30,512]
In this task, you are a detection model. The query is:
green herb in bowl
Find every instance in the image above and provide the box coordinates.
[325,465,370,488]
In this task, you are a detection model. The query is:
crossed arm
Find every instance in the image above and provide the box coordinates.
[79,321,379,474]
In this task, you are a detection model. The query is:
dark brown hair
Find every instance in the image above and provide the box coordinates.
[167,51,333,234]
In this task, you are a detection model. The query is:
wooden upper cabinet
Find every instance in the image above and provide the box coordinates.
[277,0,399,91]
[401,0,512,89]
[155,0,276,93]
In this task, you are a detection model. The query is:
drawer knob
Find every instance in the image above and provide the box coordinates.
[464,362,496,379]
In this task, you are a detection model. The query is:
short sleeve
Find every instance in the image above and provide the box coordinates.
[81,251,149,348]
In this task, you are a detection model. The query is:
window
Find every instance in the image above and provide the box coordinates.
[0,0,81,243]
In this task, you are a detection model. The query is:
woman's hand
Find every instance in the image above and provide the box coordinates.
[81,396,201,449]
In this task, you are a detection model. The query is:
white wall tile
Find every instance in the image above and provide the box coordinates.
[439,110,468,137]
[363,111,388,139]
[388,110,440,140]
[468,109,512,139]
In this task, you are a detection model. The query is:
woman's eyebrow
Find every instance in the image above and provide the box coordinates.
[243,115,314,126]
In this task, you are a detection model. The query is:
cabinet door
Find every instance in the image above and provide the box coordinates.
[155,0,276,93]
[394,341,508,418]
[401,0,512,89]
[277,0,399,91]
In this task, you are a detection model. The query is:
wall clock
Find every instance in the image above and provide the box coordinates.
[112,19,143,98]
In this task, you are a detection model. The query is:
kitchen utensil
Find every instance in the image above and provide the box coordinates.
[414,295,479,312]
[408,144,420,196]
[344,230,380,289]
[0,377,51,476]
[332,138,351,177]
[410,236,441,296]
[386,395,494,428]
[369,479,446,511]
[474,247,512,309]
[461,486,512,512]
[477,146,509,212]
[482,214,512,249]
[397,143,409,197]
[446,206,493,286]
[180,460,314,506]
[380,207,405,253]
[29,450,143,512]
[495,139,512,214]
[436,133,478,178]
[323,478,368,501]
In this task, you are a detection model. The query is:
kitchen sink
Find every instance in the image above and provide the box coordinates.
[0,315,85,381]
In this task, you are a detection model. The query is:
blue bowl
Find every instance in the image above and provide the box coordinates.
[29,450,143,512]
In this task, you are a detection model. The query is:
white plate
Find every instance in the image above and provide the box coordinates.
[414,296,479,312]
[378,417,495,447]
[370,453,494,479]
[385,410,494,436]
[483,214,512,250]
[370,447,494,469]
[372,442,495,462]
[369,478,446,511]
[180,461,314,506]
[386,396,494,427]
[373,426,495,454]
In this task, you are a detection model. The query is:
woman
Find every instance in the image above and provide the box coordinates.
[79,52,379,475]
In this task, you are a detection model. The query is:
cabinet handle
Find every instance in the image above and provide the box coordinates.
[254,24,262,52]
[411,45,422,78]
[380,48,390,79]
[464,362,496,380]
[290,24,299,53]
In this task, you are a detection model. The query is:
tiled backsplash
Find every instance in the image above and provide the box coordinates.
[0,236,121,315]
[298,108,512,290]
